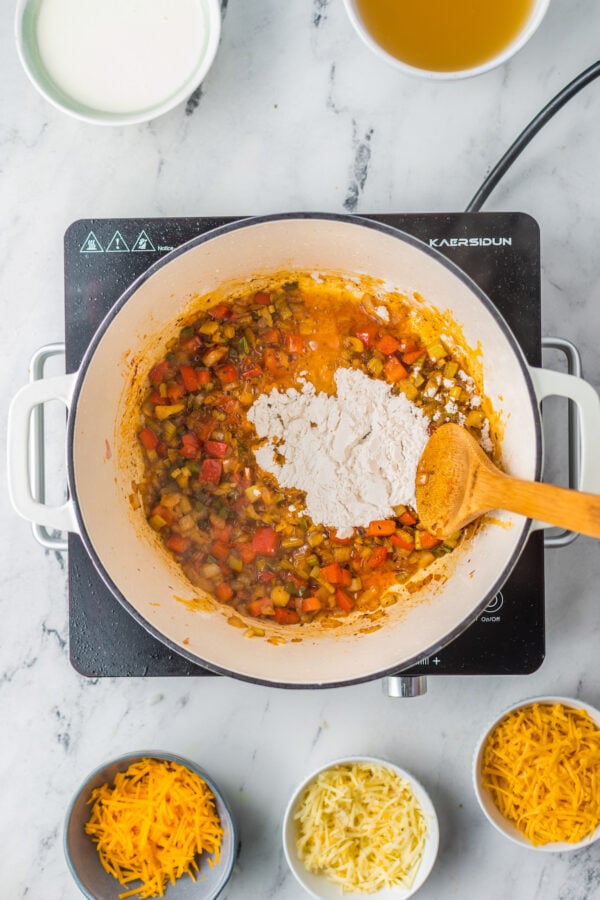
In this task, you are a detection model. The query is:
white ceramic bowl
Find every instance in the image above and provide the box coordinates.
[473,695,600,852]
[283,755,439,899]
[15,0,221,125]
[341,0,550,80]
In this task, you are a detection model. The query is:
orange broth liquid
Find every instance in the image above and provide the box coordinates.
[354,0,535,72]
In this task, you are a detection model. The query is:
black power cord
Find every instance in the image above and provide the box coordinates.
[465,60,600,213]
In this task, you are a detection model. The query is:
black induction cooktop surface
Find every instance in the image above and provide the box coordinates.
[65,213,544,678]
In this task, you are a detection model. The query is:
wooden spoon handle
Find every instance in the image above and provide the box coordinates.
[477,468,600,539]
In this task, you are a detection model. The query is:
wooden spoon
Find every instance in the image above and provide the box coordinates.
[415,422,600,539]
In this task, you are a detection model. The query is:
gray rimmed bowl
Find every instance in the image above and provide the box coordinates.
[64,751,237,899]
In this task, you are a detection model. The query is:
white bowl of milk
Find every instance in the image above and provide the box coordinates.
[15,0,221,125]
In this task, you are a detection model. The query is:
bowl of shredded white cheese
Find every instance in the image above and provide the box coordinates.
[282,755,439,898]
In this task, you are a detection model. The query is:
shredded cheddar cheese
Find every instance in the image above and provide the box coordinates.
[85,757,223,899]
[294,762,428,894]
[481,702,600,846]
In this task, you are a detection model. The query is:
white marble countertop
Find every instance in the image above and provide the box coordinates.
[2,1,600,897]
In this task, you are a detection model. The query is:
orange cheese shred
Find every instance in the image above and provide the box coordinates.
[481,702,600,846]
[85,757,223,899]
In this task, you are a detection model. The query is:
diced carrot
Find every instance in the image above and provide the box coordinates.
[263,328,280,344]
[399,511,417,526]
[368,546,388,568]
[356,326,377,348]
[366,519,396,537]
[149,361,169,384]
[398,337,418,353]
[329,530,354,545]
[251,527,280,556]
[166,535,190,554]
[167,382,186,401]
[204,440,228,459]
[263,348,289,373]
[249,597,272,617]
[235,542,256,564]
[301,596,322,613]
[274,608,299,625]
[285,333,305,354]
[199,458,222,484]
[335,589,354,612]
[320,562,352,586]
[254,291,271,305]
[215,582,234,602]
[383,356,408,383]
[208,303,230,320]
[242,364,263,379]
[211,541,230,561]
[216,362,238,384]
[180,432,200,459]
[417,531,441,550]
[138,427,158,450]
[149,390,163,404]
[390,531,415,551]
[213,525,232,543]
[179,365,199,392]
[197,369,211,385]
[179,335,202,353]
[196,419,216,441]
[402,348,426,365]
[376,334,402,355]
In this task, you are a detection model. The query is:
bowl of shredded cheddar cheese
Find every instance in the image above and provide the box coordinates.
[282,756,439,898]
[64,751,237,900]
[473,696,600,851]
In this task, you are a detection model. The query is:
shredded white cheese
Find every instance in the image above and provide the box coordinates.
[294,762,428,894]
[247,368,429,537]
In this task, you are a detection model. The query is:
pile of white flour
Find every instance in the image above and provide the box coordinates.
[247,368,430,538]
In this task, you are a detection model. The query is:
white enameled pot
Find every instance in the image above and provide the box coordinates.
[7,214,600,687]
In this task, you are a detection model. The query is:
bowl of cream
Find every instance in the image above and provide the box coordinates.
[15,0,221,125]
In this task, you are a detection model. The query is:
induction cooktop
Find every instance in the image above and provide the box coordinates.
[62,213,544,678]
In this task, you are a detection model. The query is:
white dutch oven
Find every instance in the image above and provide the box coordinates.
[7,214,600,687]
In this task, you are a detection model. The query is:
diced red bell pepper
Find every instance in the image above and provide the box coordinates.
[196,419,216,441]
[366,519,396,537]
[199,458,222,484]
[263,348,289,374]
[180,365,199,392]
[368,546,388,568]
[418,531,442,550]
[254,291,271,305]
[242,364,263,379]
[390,532,415,551]
[179,335,202,353]
[213,525,232,544]
[320,562,352,586]
[356,326,377,348]
[236,542,256,564]
[301,596,322,613]
[204,440,228,459]
[383,357,409,383]
[402,348,426,365]
[376,334,402,355]
[285,333,305,354]
[138,427,158,450]
[151,504,175,526]
[335,588,355,612]
[216,362,238,385]
[274,607,299,625]
[215,583,234,602]
[149,361,169,384]
[251,527,279,556]
[166,535,191,554]
[398,511,417,526]
[257,570,275,583]
[196,369,211,385]
[149,390,163,404]
[180,432,200,459]
[208,303,231,320]
[156,441,169,459]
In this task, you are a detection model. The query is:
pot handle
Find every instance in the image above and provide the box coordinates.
[528,353,600,538]
[7,371,80,535]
